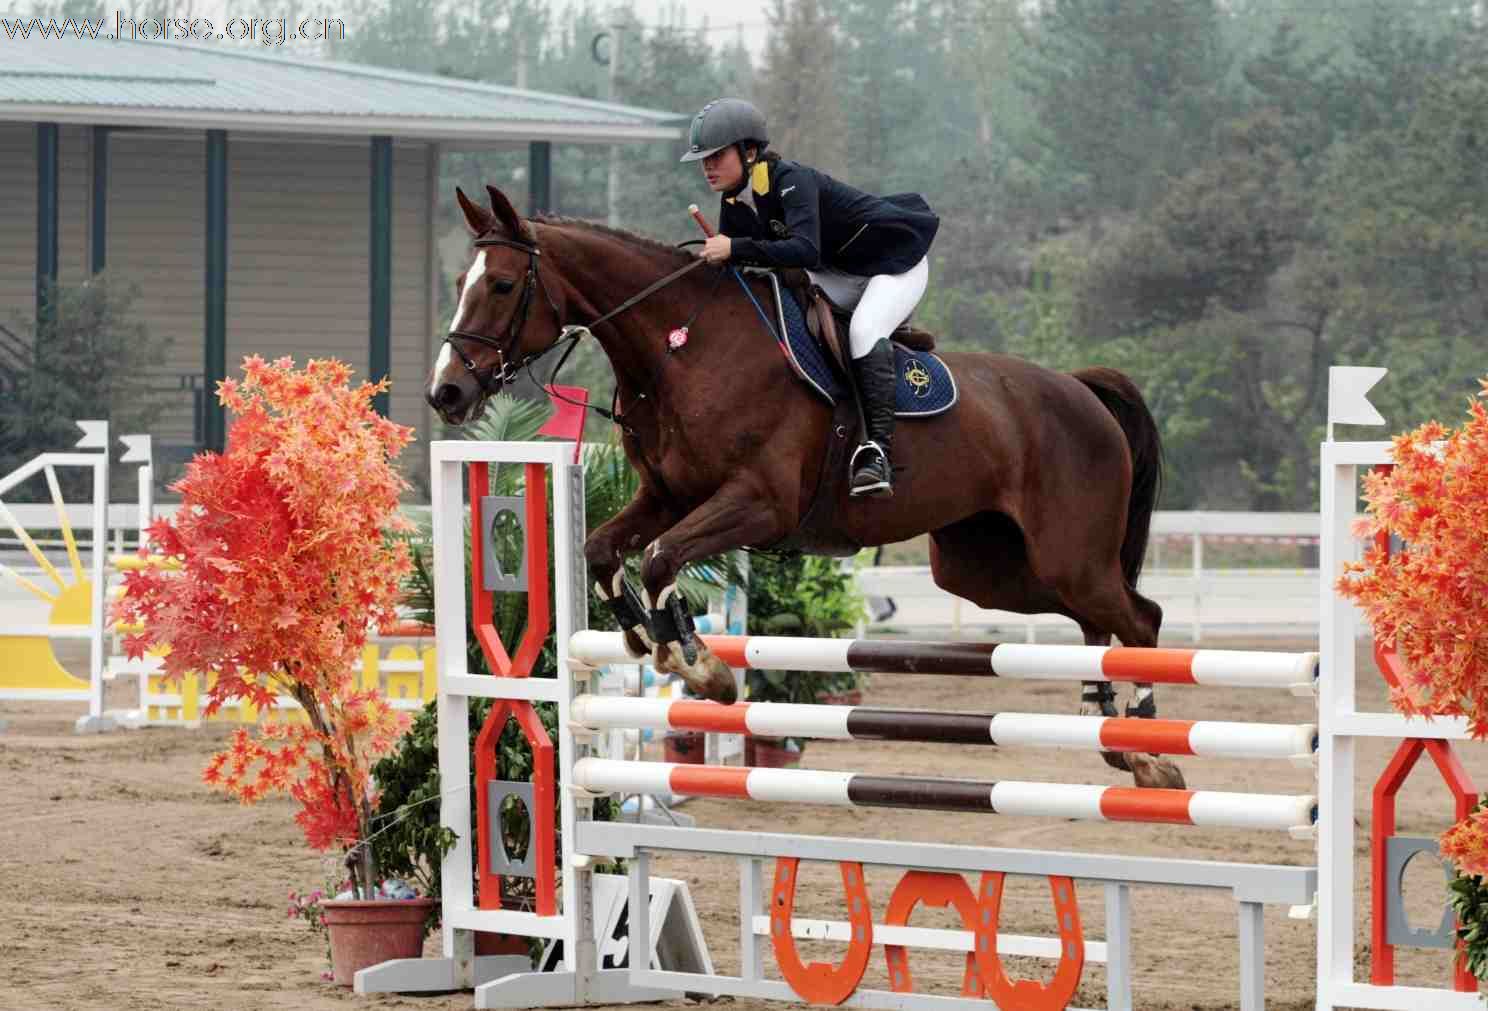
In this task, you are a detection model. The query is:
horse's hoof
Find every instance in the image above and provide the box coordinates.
[655,641,737,704]
[622,626,651,659]
[1099,748,1133,774]
[1127,752,1186,790]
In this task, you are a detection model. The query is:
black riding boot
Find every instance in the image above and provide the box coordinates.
[850,338,897,498]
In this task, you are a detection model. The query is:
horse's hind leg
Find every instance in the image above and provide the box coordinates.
[1061,578,1184,789]
[928,513,1064,620]
[930,514,1181,787]
[930,515,1116,749]
[1076,623,1130,771]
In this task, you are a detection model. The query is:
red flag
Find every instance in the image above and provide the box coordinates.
[538,384,589,463]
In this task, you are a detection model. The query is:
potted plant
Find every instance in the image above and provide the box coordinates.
[113,356,428,986]
[1336,375,1488,979]
[743,554,865,766]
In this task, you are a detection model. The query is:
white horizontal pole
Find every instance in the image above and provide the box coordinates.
[441,673,564,702]
[748,914,1110,964]
[1331,711,1473,741]
[0,625,94,639]
[445,907,569,939]
[1322,981,1484,1010]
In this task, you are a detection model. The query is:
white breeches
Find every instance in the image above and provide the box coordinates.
[807,256,929,359]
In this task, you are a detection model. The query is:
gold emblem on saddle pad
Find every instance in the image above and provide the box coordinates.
[904,358,932,397]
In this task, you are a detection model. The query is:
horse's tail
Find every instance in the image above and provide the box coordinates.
[1073,367,1163,588]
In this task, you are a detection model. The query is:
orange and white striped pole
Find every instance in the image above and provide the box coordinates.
[571,631,1319,690]
[572,758,1318,832]
[571,695,1316,761]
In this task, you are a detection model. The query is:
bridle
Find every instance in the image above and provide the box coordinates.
[442,232,563,393]
[440,226,712,402]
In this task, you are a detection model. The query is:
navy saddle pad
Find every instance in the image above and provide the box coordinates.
[773,284,957,418]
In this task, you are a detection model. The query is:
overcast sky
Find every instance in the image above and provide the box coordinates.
[622,0,770,59]
[65,0,772,65]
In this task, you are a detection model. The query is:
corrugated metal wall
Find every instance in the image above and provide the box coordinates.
[0,123,89,324]
[109,131,206,448]
[0,123,38,318]
[218,134,432,489]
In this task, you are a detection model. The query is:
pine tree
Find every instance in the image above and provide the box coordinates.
[760,0,846,177]
[1018,0,1234,214]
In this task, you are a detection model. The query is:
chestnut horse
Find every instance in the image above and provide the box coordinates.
[429,185,1181,788]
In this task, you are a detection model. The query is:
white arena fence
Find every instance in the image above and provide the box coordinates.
[9,504,1341,648]
[856,511,1344,642]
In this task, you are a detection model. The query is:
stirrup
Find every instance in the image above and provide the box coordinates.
[849,441,892,497]
[848,440,887,471]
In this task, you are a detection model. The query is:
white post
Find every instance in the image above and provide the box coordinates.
[1191,530,1203,643]
[119,435,153,674]
[1104,883,1132,1011]
[120,434,154,550]
[628,850,651,975]
[605,11,623,228]
[555,457,596,1000]
[1238,901,1264,1010]
[88,446,107,722]
[432,444,475,984]
[68,419,111,731]
[1316,440,1361,1008]
[739,857,763,983]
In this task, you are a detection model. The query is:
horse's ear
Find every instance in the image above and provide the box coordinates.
[456,186,494,236]
[485,184,525,238]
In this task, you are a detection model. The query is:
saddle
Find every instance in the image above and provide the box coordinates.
[776,268,935,376]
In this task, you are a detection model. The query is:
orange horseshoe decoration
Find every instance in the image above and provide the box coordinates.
[883,870,998,997]
[770,858,873,1005]
[977,872,1085,1011]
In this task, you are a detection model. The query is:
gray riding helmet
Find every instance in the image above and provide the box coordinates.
[679,98,768,162]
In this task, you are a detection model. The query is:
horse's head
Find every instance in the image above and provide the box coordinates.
[427,184,563,425]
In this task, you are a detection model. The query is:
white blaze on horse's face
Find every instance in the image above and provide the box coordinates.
[430,250,488,399]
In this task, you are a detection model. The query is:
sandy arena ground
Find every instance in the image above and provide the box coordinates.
[2,636,1483,1010]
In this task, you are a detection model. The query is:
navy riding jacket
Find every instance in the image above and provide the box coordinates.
[717,157,939,276]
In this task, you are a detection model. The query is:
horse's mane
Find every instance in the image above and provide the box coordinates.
[532,214,695,268]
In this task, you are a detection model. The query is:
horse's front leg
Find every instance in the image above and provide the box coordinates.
[583,490,683,660]
[639,481,789,706]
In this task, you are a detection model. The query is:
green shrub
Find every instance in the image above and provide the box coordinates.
[744,554,864,745]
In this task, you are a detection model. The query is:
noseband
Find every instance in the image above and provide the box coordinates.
[443,232,562,392]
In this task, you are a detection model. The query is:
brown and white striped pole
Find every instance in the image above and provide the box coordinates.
[570,631,1319,690]
[572,758,1318,832]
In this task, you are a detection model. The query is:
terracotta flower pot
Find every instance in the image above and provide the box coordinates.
[746,736,800,768]
[322,897,436,986]
[663,730,705,765]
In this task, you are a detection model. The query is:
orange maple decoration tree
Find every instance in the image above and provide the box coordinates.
[1337,376,1488,874]
[114,356,416,896]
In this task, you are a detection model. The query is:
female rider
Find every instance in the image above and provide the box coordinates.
[682,98,940,499]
